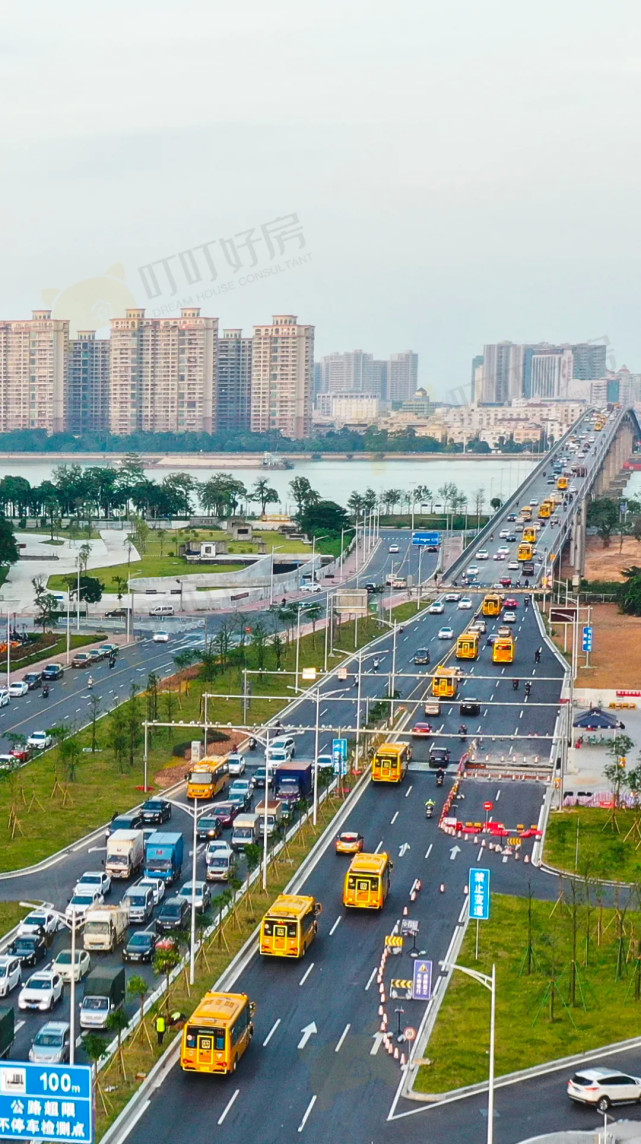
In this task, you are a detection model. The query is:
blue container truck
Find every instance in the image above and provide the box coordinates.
[144,831,184,884]
[273,761,313,809]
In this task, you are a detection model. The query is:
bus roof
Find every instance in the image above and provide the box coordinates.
[376,742,407,756]
[187,991,249,1026]
[434,665,457,676]
[265,894,316,920]
[189,758,227,773]
[348,852,390,874]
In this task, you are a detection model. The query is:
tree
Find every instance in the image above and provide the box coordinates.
[32,576,59,632]
[128,974,150,1029]
[473,487,486,526]
[0,518,19,567]
[289,477,319,514]
[59,734,81,782]
[67,573,103,603]
[251,478,279,515]
[620,567,641,616]
[490,496,503,512]
[271,631,285,670]
[587,497,619,548]
[297,499,349,537]
[153,945,181,1005]
[106,1007,130,1077]
[81,1033,108,1082]
[303,602,324,646]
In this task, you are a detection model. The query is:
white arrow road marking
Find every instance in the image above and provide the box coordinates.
[398,843,411,857]
[449,845,461,860]
[297,1022,318,1050]
[371,1031,384,1055]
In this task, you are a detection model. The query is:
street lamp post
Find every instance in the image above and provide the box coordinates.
[160,797,212,986]
[439,959,496,1144]
[269,545,285,606]
[126,572,143,643]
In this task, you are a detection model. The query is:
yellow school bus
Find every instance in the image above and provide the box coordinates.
[492,636,515,664]
[432,666,458,698]
[259,894,322,959]
[186,757,229,800]
[521,505,533,522]
[482,593,502,617]
[343,852,392,910]
[371,741,411,783]
[522,526,538,545]
[180,992,255,1075]
[538,501,552,519]
[456,631,479,660]
[557,476,569,491]
[518,542,534,562]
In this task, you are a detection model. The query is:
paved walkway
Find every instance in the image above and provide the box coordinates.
[1,530,140,615]
[519,1125,641,1143]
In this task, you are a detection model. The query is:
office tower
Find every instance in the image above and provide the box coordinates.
[530,349,573,399]
[0,309,69,433]
[216,329,253,432]
[479,342,525,404]
[572,343,607,381]
[317,350,386,397]
[68,333,110,435]
[109,307,218,436]
[470,354,484,402]
[251,315,314,440]
[386,351,419,404]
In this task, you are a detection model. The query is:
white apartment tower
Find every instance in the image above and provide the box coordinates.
[0,309,69,433]
[109,308,218,436]
[251,315,314,440]
[387,351,419,403]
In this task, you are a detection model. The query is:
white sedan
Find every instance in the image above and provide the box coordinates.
[497,546,510,555]
[508,561,520,571]
[26,731,53,751]
[503,611,517,624]
[476,550,489,560]
[0,955,21,997]
[18,970,64,1012]
[152,631,170,643]
[227,752,246,776]
[457,598,473,610]
[9,681,28,698]
[53,949,91,984]
[19,910,60,939]
[467,566,479,576]
[139,876,165,905]
[65,889,104,924]
[437,626,454,640]
[428,602,444,614]
[0,690,9,707]
[178,880,212,910]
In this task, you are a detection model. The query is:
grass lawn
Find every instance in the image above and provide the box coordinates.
[0,902,29,938]
[415,892,641,1094]
[11,631,106,670]
[544,807,641,883]
[0,610,386,873]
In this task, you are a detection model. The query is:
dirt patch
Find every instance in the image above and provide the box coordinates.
[154,729,246,788]
[552,602,641,688]
[562,535,641,583]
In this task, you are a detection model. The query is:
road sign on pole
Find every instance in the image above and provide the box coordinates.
[412,958,433,1000]
[412,531,441,547]
[469,867,491,921]
[332,737,348,775]
[582,625,593,652]
[0,1062,93,1142]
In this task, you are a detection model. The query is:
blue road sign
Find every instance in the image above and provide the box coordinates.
[582,625,593,652]
[412,531,440,547]
[0,1062,93,1142]
[469,867,491,921]
[412,959,433,1000]
[332,738,348,761]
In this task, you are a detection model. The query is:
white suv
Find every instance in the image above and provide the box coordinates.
[19,969,64,1012]
[0,955,21,996]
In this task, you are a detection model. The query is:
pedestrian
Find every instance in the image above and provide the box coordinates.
[155,1012,166,1045]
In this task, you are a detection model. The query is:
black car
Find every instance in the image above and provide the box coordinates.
[10,933,47,966]
[141,799,172,825]
[197,814,223,841]
[23,672,42,691]
[105,607,131,619]
[460,698,481,717]
[41,664,63,681]
[88,649,105,664]
[364,582,377,594]
[108,811,145,835]
[506,513,517,522]
[428,746,451,769]
[506,534,517,542]
[413,649,431,666]
[123,930,156,963]
[156,897,190,933]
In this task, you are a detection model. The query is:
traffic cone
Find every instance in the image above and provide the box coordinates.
[403,905,408,916]
[393,1046,399,1060]
[524,853,530,863]
[463,883,469,894]
[378,1005,384,1016]
[400,1053,407,1068]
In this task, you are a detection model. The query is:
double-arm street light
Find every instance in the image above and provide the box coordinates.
[162,795,214,986]
[439,958,496,1144]
[20,900,82,1065]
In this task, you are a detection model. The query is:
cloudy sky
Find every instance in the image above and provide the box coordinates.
[2,0,639,397]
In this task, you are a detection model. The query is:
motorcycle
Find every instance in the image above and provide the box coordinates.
[425,803,434,819]
[42,684,49,698]
[248,737,257,751]
[436,769,444,787]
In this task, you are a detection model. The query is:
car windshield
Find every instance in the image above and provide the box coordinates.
[25,915,46,926]
[26,978,50,990]
[79,875,101,886]
[83,997,108,1010]
[144,802,163,810]
[129,934,152,947]
[161,904,182,918]
[35,1031,64,1047]
[15,938,37,949]
[199,818,218,829]
[71,896,92,907]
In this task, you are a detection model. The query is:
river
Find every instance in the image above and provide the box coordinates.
[0,456,537,512]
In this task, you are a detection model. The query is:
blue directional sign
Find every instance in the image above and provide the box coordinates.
[412,531,441,547]
[0,1062,93,1142]
[468,867,491,921]
[412,959,433,1000]
[582,625,593,652]
[332,737,348,775]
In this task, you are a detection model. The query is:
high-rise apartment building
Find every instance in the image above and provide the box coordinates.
[572,343,607,381]
[109,307,218,436]
[387,351,419,404]
[530,349,573,400]
[317,350,387,397]
[251,315,314,440]
[68,332,110,435]
[0,309,69,433]
[216,329,253,433]
[477,341,609,404]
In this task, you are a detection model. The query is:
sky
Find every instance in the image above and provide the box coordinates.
[2,0,640,400]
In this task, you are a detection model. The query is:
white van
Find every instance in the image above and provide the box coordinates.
[149,604,174,617]
[205,841,237,882]
[231,813,260,851]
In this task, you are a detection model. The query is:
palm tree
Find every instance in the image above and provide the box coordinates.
[303,602,325,646]
[251,479,279,515]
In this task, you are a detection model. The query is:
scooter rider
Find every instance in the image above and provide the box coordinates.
[425,799,435,818]
[87,675,94,689]
[512,678,519,691]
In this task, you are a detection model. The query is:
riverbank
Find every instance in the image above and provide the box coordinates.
[0,450,540,467]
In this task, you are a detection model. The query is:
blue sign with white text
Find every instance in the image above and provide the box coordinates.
[332,738,348,775]
[582,625,593,652]
[469,867,491,921]
[412,959,433,1000]
[412,531,441,547]
[0,1062,93,1142]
